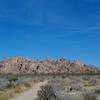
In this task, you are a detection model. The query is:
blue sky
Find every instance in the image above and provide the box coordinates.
[0,0,100,67]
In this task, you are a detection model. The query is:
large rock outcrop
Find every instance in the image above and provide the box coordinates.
[0,56,99,74]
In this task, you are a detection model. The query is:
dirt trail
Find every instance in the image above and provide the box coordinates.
[11,81,47,100]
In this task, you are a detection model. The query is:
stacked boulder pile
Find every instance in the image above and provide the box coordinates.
[0,56,99,74]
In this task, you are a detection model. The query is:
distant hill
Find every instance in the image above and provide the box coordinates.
[0,56,100,74]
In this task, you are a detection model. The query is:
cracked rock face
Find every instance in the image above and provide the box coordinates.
[0,56,99,74]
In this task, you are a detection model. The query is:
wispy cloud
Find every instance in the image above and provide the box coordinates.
[0,0,100,39]
[83,0,100,2]
[40,24,100,39]
[69,24,100,34]
[66,24,100,37]
[0,0,66,26]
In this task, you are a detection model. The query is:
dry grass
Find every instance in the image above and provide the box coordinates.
[0,90,15,100]
[0,75,100,100]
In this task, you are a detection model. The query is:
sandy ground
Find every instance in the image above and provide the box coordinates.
[10,80,100,100]
[11,81,47,100]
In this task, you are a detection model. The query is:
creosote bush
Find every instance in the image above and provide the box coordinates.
[36,85,60,100]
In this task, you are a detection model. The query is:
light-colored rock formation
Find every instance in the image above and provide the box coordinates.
[0,56,99,74]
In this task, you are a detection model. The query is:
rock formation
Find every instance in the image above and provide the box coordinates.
[0,56,99,74]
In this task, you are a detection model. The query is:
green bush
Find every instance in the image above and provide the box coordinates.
[8,76,18,82]
[6,82,17,88]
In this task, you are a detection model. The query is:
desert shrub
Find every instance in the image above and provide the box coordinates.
[82,76,90,81]
[17,80,31,88]
[83,92,97,100]
[36,85,60,100]
[69,85,83,92]
[52,75,56,79]
[0,85,6,91]
[94,88,100,94]
[6,82,17,88]
[0,79,9,91]
[23,82,31,87]
[88,78,97,86]
[31,79,40,83]
[48,79,66,98]
[8,75,18,82]
[61,75,66,79]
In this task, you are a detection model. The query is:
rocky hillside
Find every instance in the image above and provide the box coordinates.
[0,56,99,74]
